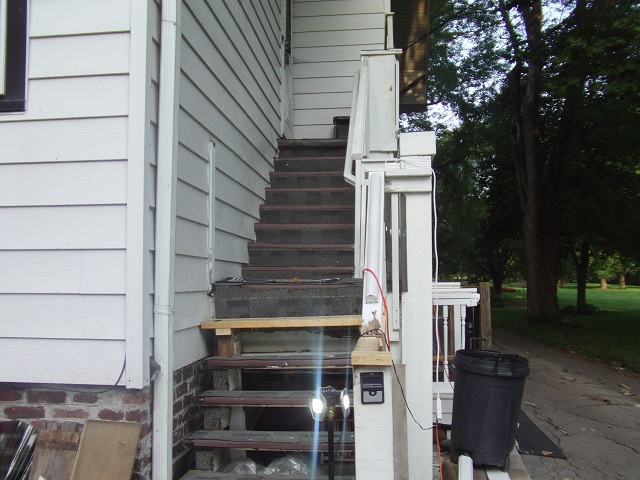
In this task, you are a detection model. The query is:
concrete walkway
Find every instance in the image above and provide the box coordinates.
[493,328,640,480]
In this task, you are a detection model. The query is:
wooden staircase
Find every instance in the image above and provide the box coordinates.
[183,139,362,478]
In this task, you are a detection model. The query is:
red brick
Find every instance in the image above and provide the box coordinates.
[4,406,45,419]
[98,409,124,421]
[125,409,148,422]
[72,392,99,404]
[174,382,188,399]
[123,394,148,405]
[53,408,90,419]
[0,387,23,401]
[26,390,67,404]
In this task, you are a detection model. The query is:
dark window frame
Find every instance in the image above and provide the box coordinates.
[0,0,28,112]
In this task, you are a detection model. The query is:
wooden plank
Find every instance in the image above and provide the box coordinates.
[479,282,492,349]
[30,0,130,37]
[187,430,355,451]
[0,250,126,294]
[0,161,127,207]
[205,352,351,369]
[0,205,126,250]
[70,421,141,480]
[29,33,130,78]
[28,429,80,480]
[202,315,362,331]
[351,336,392,366]
[0,338,125,385]
[0,293,125,340]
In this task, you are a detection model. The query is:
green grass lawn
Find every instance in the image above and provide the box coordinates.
[492,284,640,372]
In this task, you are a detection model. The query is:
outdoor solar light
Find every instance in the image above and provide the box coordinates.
[308,386,350,480]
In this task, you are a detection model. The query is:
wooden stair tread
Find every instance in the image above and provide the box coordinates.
[196,390,352,407]
[254,223,354,229]
[182,471,354,480]
[186,430,355,451]
[205,352,351,369]
[242,266,354,271]
[265,187,353,192]
[260,204,354,211]
[202,315,361,331]
[248,243,353,250]
[270,170,344,176]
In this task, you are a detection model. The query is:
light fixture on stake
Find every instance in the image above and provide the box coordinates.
[308,386,350,480]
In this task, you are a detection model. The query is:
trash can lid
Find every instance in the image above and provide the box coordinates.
[453,349,530,378]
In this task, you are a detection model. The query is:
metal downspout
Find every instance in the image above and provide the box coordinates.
[152,0,180,478]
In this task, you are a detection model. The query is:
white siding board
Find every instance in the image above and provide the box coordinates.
[216,171,262,219]
[293,29,383,48]
[293,61,360,79]
[293,0,385,16]
[173,326,208,371]
[29,33,130,78]
[0,339,125,385]
[182,2,280,120]
[178,146,210,193]
[174,255,209,293]
[177,180,209,226]
[0,250,126,294]
[294,92,353,110]
[214,259,241,281]
[30,0,131,38]
[0,76,129,122]
[294,45,378,63]
[294,77,355,94]
[0,205,126,250]
[0,161,127,206]
[176,217,209,258]
[214,228,252,262]
[0,117,128,164]
[215,202,257,242]
[293,13,386,33]
[295,108,351,125]
[174,291,212,331]
[0,294,126,340]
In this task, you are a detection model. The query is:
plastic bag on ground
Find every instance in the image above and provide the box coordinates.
[263,453,312,476]
[222,458,264,474]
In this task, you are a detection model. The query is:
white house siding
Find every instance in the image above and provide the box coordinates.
[0,0,152,386]
[173,0,283,370]
[292,0,389,138]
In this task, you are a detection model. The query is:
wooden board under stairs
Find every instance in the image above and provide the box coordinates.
[204,352,351,369]
[186,430,355,452]
[196,390,311,407]
[182,470,355,480]
[201,315,361,331]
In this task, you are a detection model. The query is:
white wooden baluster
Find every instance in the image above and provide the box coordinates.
[460,305,467,350]
[442,305,449,378]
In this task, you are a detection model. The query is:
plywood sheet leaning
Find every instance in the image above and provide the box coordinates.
[70,421,141,480]
[28,423,81,480]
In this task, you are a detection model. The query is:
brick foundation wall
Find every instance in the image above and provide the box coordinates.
[0,359,211,479]
[172,359,213,478]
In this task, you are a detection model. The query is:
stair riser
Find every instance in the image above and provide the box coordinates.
[278,141,347,159]
[274,157,344,172]
[241,268,354,280]
[247,248,353,267]
[255,227,354,244]
[260,209,354,224]
[266,190,355,206]
[213,285,363,318]
[270,174,347,188]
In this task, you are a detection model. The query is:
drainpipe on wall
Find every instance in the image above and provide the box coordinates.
[152,0,181,478]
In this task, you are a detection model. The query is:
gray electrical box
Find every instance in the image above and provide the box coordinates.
[361,372,384,404]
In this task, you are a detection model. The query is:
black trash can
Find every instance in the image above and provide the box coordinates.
[450,349,529,471]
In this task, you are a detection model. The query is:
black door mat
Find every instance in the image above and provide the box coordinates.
[516,410,566,459]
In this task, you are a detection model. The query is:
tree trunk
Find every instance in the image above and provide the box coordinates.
[619,272,627,289]
[574,241,589,310]
[600,277,608,289]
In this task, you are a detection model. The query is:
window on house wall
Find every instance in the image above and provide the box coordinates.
[0,0,28,112]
